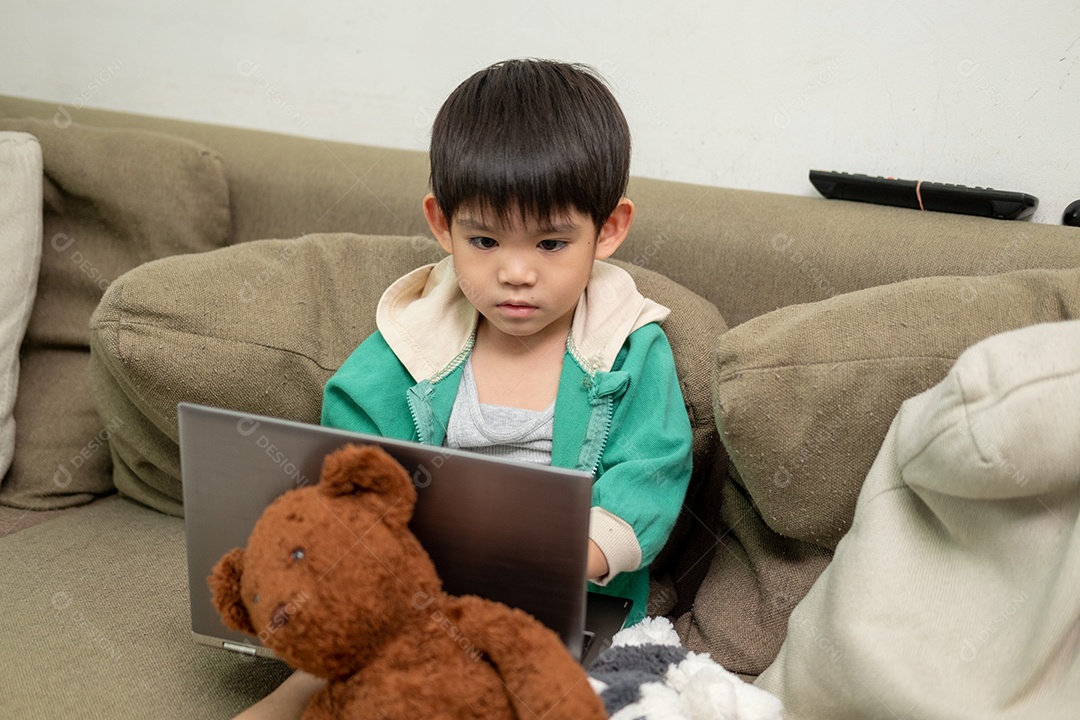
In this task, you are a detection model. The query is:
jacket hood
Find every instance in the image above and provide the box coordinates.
[376,256,670,382]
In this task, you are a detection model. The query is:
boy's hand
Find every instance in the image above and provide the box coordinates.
[586,540,609,580]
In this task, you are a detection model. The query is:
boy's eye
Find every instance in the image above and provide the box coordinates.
[468,236,498,249]
[538,239,566,252]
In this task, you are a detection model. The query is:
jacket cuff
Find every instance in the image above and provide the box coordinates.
[588,506,642,586]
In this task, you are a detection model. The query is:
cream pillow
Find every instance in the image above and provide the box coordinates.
[756,320,1080,719]
[0,133,43,479]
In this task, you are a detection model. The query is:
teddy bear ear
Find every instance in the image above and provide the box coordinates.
[318,443,418,527]
[209,548,257,636]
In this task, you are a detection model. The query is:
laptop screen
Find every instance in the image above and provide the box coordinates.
[178,403,593,659]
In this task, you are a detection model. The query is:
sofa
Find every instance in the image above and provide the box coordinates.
[2,92,1079,719]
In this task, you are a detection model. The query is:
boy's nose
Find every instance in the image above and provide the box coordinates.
[498,256,537,286]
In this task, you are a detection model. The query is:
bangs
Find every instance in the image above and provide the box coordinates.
[438,139,609,231]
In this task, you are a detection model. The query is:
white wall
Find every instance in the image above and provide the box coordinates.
[3,1,1078,224]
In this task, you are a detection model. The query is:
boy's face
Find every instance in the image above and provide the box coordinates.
[423,194,633,346]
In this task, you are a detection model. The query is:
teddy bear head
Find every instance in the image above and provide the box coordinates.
[209,443,442,680]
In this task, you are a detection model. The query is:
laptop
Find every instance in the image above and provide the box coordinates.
[178,402,632,667]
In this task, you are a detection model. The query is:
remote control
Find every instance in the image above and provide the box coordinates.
[809,170,1038,220]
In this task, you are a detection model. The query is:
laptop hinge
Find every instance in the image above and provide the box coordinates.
[222,641,258,657]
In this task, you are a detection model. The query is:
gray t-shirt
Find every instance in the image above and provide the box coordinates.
[444,357,555,465]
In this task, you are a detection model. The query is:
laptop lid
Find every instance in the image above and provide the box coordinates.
[178,402,593,660]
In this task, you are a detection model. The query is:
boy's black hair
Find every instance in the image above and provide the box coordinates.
[429,58,631,232]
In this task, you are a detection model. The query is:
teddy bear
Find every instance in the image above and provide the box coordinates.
[209,442,608,720]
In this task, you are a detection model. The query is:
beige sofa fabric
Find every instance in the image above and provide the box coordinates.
[714,266,1080,550]
[0,496,292,718]
[0,132,42,480]
[756,320,1080,719]
[0,118,231,510]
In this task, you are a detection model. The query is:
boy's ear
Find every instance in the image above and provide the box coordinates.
[594,198,635,260]
[422,193,455,254]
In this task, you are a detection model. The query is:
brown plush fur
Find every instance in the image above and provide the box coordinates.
[210,443,607,719]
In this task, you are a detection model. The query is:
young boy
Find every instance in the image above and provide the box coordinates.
[236,58,691,718]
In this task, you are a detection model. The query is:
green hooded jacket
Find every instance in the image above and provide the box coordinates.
[322,257,692,625]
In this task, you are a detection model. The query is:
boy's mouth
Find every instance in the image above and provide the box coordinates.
[497,302,538,318]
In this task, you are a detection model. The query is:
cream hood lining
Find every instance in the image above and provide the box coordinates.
[376,256,669,382]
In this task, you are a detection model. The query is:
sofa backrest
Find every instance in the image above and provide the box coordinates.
[5,93,1079,329]
[622,174,1080,326]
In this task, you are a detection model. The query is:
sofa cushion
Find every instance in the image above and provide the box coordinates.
[672,474,833,677]
[89,233,445,515]
[714,266,1080,551]
[89,234,726,526]
[756,320,1080,718]
[0,118,230,510]
[0,132,42,480]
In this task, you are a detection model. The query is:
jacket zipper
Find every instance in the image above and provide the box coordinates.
[588,394,615,477]
[406,383,432,445]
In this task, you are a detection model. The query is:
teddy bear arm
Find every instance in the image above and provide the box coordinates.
[450,597,608,720]
[301,656,512,720]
